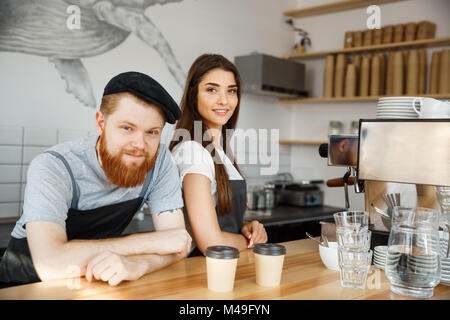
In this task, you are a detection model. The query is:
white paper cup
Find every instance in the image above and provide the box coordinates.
[205,246,239,292]
[253,243,286,287]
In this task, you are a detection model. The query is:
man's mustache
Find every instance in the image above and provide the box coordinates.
[121,149,149,158]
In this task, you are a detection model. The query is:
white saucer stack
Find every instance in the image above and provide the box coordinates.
[376,97,419,119]
[438,231,450,286]
[373,245,387,270]
[440,256,450,286]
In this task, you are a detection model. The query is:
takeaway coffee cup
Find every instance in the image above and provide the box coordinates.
[253,243,286,287]
[205,246,239,292]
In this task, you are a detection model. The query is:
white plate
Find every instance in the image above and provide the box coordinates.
[377,106,417,110]
[376,109,417,113]
[376,107,417,111]
[376,113,417,116]
[377,102,416,106]
[378,97,420,100]
[377,106,416,110]
[374,253,387,257]
[409,262,438,270]
[408,259,438,265]
[377,100,416,103]
[376,116,418,119]
[409,255,438,261]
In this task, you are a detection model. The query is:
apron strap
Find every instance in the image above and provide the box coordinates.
[44,151,79,210]
[137,167,154,211]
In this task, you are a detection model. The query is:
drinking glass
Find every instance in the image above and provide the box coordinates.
[333,211,369,229]
[338,248,373,289]
[336,228,372,250]
[385,207,441,298]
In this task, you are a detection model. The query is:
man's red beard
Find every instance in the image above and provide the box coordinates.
[98,134,158,188]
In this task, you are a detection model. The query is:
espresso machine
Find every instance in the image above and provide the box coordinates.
[319,119,450,246]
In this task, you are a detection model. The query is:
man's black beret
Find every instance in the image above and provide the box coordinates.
[103,71,182,124]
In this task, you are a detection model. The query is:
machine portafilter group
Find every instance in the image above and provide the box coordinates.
[319,135,364,209]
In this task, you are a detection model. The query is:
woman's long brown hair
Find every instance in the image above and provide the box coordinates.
[169,54,244,216]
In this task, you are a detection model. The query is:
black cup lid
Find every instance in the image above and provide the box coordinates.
[253,243,286,256]
[205,246,239,259]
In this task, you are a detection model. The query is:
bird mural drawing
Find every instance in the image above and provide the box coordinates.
[0,0,187,108]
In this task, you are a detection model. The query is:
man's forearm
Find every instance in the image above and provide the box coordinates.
[127,252,185,278]
[36,231,183,281]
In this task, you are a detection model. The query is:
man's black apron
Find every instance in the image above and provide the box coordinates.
[188,179,247,257]
[0,151,153,288]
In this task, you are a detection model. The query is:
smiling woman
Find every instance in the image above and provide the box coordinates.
[169,54,268,257]
[197,73,239,130]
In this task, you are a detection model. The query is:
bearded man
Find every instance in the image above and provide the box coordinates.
[0,72,191,287]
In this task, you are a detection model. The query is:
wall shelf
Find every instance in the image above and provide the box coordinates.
[283,37,450,60]
[279,93,450,103]
[283,0,404,18]
[279,139,327,145]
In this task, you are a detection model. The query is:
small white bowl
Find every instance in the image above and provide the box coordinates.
[319,241,339,271]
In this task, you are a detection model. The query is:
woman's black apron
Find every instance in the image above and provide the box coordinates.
[188,179,247,257]
[0,151,153,288]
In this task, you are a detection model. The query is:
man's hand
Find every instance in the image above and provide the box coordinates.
[85,251,146,286]
[241,220,268,248]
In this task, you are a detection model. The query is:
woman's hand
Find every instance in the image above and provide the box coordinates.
[241,220,268,248]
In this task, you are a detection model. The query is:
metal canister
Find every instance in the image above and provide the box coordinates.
[264,183,276,209]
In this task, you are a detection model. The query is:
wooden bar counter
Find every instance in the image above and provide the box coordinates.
[0,238,449,300]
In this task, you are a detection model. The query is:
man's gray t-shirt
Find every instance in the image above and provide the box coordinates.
[11,135,184,239]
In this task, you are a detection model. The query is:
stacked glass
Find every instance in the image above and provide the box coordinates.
[334,211,372,290]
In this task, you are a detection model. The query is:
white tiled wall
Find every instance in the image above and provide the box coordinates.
[0,125,93,219]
